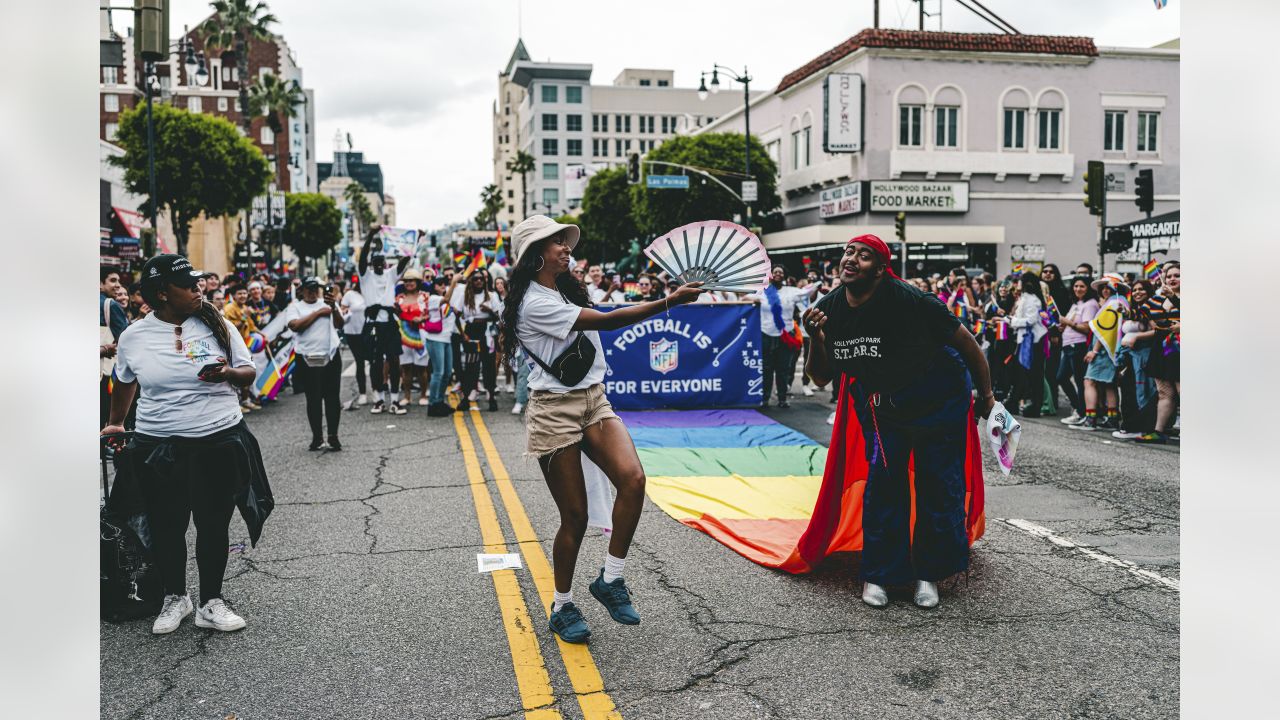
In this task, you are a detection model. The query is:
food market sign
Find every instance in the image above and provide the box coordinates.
[869,181,969,213]
[818,182,863,219]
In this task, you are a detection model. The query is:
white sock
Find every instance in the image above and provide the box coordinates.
[602,553,626,584]
[390,391,400,403]
[552,590,573,612]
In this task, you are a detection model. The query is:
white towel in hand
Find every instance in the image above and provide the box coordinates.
[983,401,1021,475]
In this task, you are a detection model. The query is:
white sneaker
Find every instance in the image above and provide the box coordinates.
[1173,413,1180,431]
[356,393,368,407]
[826,411,836,425]
[511,402,524,415]
[861,582,888,608]
[152,594,193,634]
[194,598,246,631]
[1112,429,1143,440]
[389,403,407,416]
[468,389,479,401]
[802,385,815,397]
[914,581,939,608]
[504,383,515,394]
[371,400,384,414]
[1060,412,1082,425]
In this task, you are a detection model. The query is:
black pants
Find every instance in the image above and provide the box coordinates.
[1045,340,1063,410]
[300,354,342,440]
[461,344,497,399]
[346,333,371,394]
[1009,345,1046,416]
[761,334,798,402]
[1057,343,1088,415]
[366,321,401,395]
[136,437,238,603]
[1117,355,1156,433]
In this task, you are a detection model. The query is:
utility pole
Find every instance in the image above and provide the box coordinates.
[874,0,879,28]
[919,0,925,30]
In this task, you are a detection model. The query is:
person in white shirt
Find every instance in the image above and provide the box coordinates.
[338,278,370,408]
[393,269,431,411]
[500,215,704,645]
[1005,271,1049,418]
[358,230,412,414]
[452,269,504,411]
[748,266,820,408]
[423,273,465,416]
[101,254,269,636]
[589,271,627,304]
[285,277,346,450]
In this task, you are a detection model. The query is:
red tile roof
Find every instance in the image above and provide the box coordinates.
[775,29,1098,93]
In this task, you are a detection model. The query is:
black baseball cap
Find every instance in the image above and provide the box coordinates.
[140,254,209,289]
[301,276,323,289]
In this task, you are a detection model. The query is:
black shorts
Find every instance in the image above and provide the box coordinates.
[366,321,401,357]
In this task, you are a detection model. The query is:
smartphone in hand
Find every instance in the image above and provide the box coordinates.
[197,361,226,382]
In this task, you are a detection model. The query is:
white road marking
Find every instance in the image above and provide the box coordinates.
[999,518,1180,592]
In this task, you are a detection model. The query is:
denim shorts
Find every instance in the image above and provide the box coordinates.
[1084,349,1117,384]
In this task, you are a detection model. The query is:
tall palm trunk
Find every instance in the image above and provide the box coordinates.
[236,33,252,137]
[520,171,528,219]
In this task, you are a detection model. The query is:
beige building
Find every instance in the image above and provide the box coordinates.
[491,39,763,225]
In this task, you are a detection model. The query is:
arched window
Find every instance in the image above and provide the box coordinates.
[800,110,814,167]
[789,115,803,170]
[932,85,964,149]
[895,84,927,148]
[1000,87,1031,150]
[1036,88,1066,152]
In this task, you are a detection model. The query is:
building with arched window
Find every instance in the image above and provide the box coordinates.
[696,29,1179,277]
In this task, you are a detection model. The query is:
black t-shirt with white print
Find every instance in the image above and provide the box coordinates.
[814,277,962,395]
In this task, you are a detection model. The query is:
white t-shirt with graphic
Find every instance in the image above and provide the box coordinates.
[516,283,607,393]
[283,299,341,361]
[359,267,403,323]
[114,313,254,437]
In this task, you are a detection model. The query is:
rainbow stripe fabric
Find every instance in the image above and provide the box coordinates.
[1144,259,1161,281]
[629,409,828,567]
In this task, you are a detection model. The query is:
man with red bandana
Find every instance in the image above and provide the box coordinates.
[803,235,995,610]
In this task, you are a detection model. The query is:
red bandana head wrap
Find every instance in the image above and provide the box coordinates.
[846,234,900,279]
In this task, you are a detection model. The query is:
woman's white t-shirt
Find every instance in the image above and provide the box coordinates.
[114,313,254,437]
[283,299,340,361]
[341,289,366,336]
[450,287,502,323]
[423,294,455,343]
[516,283,607,393]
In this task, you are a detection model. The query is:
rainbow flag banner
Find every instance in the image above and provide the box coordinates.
[632,401,985,573]
[1144,259,1161,281]
[995,321,1010,341]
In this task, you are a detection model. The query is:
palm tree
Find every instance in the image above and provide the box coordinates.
[248,72,304,183]
[478,184,503,230]
[343,181,376,241]
[199,0,277,138]
[505,150,535,220]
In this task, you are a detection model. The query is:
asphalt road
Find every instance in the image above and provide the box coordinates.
[101,357,1179,719]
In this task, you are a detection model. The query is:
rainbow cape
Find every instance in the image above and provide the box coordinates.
[399,319,424,349]
[637,383,985,573]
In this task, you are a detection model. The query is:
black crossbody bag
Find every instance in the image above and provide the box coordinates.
[519,292,597,387]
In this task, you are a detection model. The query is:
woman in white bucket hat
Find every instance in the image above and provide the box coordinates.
[499,215,703,644]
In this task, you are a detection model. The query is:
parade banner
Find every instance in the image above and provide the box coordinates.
[599,303,762,410]
[378,226,420,258]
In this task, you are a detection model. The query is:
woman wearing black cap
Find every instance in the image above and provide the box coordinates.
[101,254,273,635]
[284,277,346,450]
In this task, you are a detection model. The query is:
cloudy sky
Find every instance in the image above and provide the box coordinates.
[127,0,1179,228]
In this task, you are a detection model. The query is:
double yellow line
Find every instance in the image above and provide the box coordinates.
[452,410,621,720]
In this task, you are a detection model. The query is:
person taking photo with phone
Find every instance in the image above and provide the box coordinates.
[285,277,346,450]
[100,254,273,636]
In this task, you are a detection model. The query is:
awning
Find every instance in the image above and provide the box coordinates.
[111,207,147,239]
[762,223,1005,252]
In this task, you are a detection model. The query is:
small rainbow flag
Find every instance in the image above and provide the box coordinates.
[972,319,987,336]
[452,251,468,266]
[253,342,295,400]
[1011,263,1025,275]
[1044,294,1061,322]
[494,229,508,266]
[996,321,1010,341]
[1144,259,1160,281]
[464,248,487,276]
[953,302,969,324]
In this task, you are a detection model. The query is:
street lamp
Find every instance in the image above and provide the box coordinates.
[699,63,752,219]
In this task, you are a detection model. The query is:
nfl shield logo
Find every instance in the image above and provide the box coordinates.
[649,338,679,375]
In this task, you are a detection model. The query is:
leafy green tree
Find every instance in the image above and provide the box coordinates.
[111,102,270,255]
[505,150,535,220]
[629,132,780,237]
[343,181,377,240]
[282,193,341,259]
[199,0,278,138]
[476,184,503,230]
[248,72,305,178]
[578,166,638,264]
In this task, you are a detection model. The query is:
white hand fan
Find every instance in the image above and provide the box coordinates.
[643,220,770,294]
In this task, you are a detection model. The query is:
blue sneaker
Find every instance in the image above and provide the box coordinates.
[589,570,640,625]
[549,602,591,643]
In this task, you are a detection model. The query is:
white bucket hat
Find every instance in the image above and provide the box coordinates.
[511,215,580,263]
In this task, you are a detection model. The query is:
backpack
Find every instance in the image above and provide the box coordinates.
[99,443,163,622]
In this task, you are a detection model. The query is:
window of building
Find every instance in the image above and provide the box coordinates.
[661,116,670,134]
[261,126,274,144]
[187,96,203,113]
[1003,108,1026,149]
[221,66,231,82]
[790,130,801,170]
[646,116,656,133]
[567,139,582,156]
[507,189,513,198]
[102,66,118,84]
[566,114,582,132]
[104,122,118,140]
[542,114,558,131]
[542,138,558,155]
[802,125,812,166]
[543,163,559,180]
[543,188,559,205]
[639,79,651,86]
[1137,111,1159,153]
[591,139,601,156]
[541,84,558,103]
[593,114,604,133]
[935,106,959,148]
[508,205,514,214]
[103,94,119,112]
[898,105,923,147]
[658,79,669,87]
[617,115,631,133]
[1104,110,1126,152]
[615,139,624,157]
[1037,109,1062,151]
[566,86,582,103]
[217,97,228,112]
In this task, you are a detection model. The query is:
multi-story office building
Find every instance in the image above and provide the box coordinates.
[697,29,1179,276]
[491,40,762,225]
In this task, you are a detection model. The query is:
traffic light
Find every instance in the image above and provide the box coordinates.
[894,212,906,242]
[134,0,169,62]
[1102,227,1134,255]
[1134,168,1154,215]
[626,153,641,184]
[1082,160,1105,216]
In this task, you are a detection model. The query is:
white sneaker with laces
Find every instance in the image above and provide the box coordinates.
[1060,412,1082,425]
[802,385,815,397]
[914,581,940,608]
[511,402,524,415]
[390,403,407,416]
[152,594,193,634]
[356,394,368,406]
[194,598,246,631]
[1112,430,1143,440]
